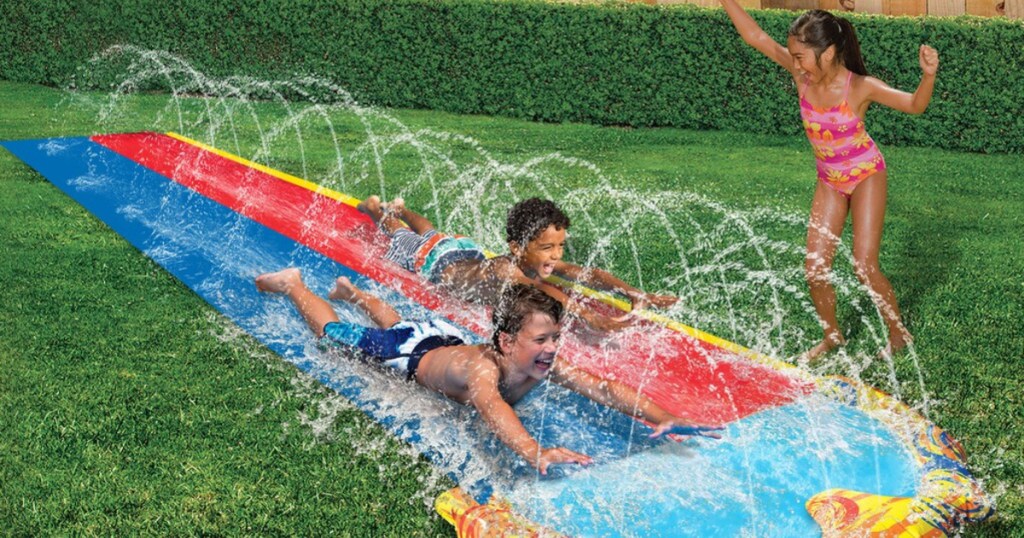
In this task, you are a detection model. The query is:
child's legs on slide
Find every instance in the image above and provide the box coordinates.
[256,268,340,337]
[327,277,402,329]
[258,270,462,379]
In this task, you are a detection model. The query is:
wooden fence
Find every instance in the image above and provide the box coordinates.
[626,0,1021,17]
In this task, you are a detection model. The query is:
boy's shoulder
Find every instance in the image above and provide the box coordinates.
[480,254,531,281]
[457,345,503,388]
[465,344,500,371]
[461,255,528,286]
[432,343,497,371]
[418,343,499,402]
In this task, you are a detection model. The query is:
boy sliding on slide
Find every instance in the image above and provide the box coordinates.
[256,268,723,474]
[358,196,677,332]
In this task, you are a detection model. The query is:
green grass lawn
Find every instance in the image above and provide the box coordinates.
[1,78,1021,536]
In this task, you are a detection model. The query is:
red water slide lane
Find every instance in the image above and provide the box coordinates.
[92,132,812,424]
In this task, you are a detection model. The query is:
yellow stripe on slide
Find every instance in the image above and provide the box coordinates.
[168,131,796,373]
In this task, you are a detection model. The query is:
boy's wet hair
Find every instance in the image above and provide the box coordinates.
[505,198,570,246]
[789,9,867,76]
[492,284,564,351]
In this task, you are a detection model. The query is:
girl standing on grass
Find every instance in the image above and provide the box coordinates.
[718,2,939,361]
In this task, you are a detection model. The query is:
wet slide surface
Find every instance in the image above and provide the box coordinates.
[3,133,918,536]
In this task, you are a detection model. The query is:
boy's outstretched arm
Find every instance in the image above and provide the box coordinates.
[534,279,635,332]
[466,358,593,474]
[550,361,724,440]
[494,257,634,332]
[553,260,678,310]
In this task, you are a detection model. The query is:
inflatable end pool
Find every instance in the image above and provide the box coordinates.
[435,487,564,538]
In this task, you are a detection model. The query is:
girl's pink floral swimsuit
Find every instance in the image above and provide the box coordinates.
[800,71,886,197]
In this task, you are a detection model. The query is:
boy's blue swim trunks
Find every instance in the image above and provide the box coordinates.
[321,318,468,380]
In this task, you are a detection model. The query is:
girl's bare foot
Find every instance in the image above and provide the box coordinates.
[878,330,913,360]
[327,276,360,302]
[356,195,384,222]
[797,333,846,365]
[255,268,302,294]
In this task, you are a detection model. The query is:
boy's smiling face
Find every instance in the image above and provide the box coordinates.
[513,224,566,279]
[499,312,561,380]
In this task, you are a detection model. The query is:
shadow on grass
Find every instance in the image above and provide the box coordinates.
[890,202,964,331]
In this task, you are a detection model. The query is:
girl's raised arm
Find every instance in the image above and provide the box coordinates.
[863,45,939,115]
[719,0,798,75]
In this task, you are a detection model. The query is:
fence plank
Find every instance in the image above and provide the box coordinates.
[965,0,1000,15]
[853,0,886,12]
[1006,0,1023,17]
[928,0,967,13]
[886,0,928,14]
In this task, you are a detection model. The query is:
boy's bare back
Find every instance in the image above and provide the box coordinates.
[414,342,541,407]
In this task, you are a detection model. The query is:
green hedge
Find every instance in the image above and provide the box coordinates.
[1,0,1022,153]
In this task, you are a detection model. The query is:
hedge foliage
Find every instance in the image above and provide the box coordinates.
[1,0,1022,153]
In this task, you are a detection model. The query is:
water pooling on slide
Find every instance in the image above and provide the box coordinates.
[500,388,916,536]
[1,132,989,536]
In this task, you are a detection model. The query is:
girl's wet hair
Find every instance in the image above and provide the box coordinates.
[506,198,570,246]
[492,284,563,351]
[789,10,867,76]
